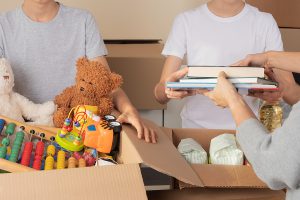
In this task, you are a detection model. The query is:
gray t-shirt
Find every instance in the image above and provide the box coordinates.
[0,4,107,103]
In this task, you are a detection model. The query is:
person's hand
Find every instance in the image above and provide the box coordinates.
[117,109,157,143]
[248,69,282,103]
[248,90,283,104]
[232,52,269,68]
[204,72,239,108]
[165,67,208,99]
[247,68,295,103]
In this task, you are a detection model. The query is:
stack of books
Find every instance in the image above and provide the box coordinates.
[166,66,278,91]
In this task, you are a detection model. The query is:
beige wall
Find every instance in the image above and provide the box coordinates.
[0,0,208,41]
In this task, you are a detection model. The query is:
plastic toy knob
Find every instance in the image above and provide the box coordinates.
[2,138,10,146]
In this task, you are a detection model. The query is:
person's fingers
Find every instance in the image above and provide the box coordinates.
[143,126,150,143]
[116,114,128,124]
[168,67,189,82]
[150,129,157,143]
[195,89,210,95]
[231,58,249,67]
[166,90,189,99]
[203,91,215,100]
[131,118,143,140]
[218,71,227,80]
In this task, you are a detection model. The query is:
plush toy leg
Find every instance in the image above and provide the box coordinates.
[53,107,70,128]
[29,115,54,127]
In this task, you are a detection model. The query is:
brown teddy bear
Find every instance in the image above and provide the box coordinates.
[53,57,123,127]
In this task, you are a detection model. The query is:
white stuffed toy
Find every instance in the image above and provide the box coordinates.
[0,58,55,126]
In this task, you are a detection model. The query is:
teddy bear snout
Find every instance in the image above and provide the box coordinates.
[80,87,85,91]
[3,75,9,80]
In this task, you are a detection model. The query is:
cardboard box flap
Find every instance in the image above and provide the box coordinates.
[191,164,266,188]
[0,158,36,172]
[106,43,164,58]
[122,120,204,187]
[0,164,147,200]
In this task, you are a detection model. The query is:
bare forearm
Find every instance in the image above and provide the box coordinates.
[268,52,300,73]
[283,84,300,105]
[112,88,136,113]
[154,56,183,104]
[154,82,169,104]
[228,93,256,126]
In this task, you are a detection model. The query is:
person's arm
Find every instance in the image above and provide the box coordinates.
[267,51,300,73]
[154,14,202,104]
[206,72,300,190]
[234,52,300,105]
[154,56,193,104]
[84,12,156,143]
[237,51,300,73]
[91,56,157,143]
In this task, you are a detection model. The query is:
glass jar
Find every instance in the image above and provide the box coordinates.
[259,101,283,132]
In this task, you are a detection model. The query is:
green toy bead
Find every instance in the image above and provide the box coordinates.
[5,123,16,136]
[1,138,10,146]
[9,131,24,163]
[16,131,24,138]
[0,146,7,158]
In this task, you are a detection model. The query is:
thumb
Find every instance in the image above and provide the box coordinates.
[231,58,250,67]
[117,114,128,124]
[169,67,189,81]
[218,71,227,79]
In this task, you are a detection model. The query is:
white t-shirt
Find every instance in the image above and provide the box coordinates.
[162,3,283,129]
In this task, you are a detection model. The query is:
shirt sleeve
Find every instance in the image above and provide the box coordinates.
[162,14,187,59]
[236,103,300,190]
[264,14,283,51]
[85,12,107,59]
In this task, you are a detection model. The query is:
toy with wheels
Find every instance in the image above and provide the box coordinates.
[84,115,122,153]
[55,105,122,153]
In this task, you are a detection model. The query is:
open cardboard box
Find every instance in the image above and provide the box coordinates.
[0,117,285,199]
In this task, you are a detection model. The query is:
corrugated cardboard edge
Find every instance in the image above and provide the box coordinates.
[0,164,147,200]
[122,119,204,187]
[0,158,36,172]
[147,188,285,200]
[106,43,164,58]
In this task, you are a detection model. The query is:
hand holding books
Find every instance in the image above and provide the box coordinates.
[203,72,238,108]
[165,67,209,99]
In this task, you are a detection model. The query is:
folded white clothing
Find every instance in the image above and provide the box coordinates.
[178,138,208,164]
[209,133,244,165]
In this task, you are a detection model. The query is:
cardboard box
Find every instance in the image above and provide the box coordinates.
[280,28,300,51]
[122,125,266,188]
[0,118,284,199]
[106,41,166,110]
[247,0,300,28]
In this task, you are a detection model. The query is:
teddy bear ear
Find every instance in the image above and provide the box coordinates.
[76,57,89,73]
[111,72,123,90]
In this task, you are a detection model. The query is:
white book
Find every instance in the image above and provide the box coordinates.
[187,66,265,78]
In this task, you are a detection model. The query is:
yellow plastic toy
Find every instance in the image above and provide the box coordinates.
[55,105,98,152]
